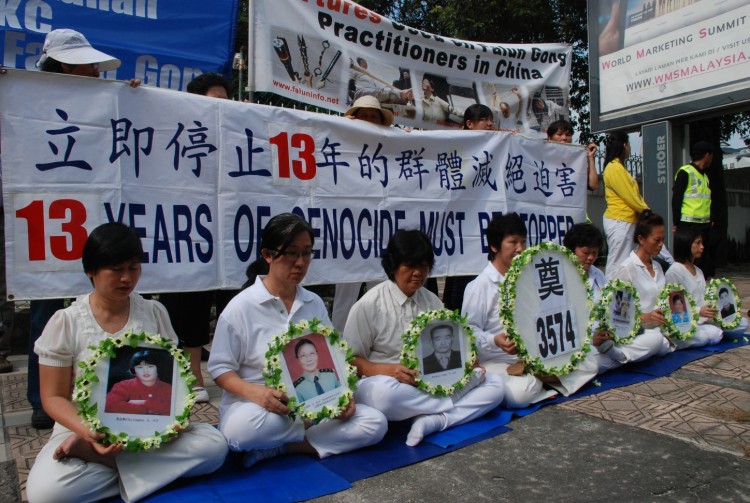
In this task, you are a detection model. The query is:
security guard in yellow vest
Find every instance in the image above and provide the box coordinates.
[671,140,714,276]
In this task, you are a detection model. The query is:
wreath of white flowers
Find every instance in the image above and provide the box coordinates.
[706,278,743,330]
[592,279,642,345]
[499,242,593,376]
[264,318,357,422]
[400,308,478,397]
[74,331,195,452]
[658,284,699,341]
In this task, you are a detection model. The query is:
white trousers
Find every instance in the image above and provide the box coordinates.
[354,373,505,428]
[332,281,383,332]
[219,400,387,459]
[674,323,723,350]
[26,423,228,503]
[483,359,553,407]
[603,217,635,281]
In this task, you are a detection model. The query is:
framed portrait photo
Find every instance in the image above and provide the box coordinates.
[659,284,698,340]
[706,278,743,330]
[593,279,641,345]
[73,331,194,452]
[499,242,593,376]
[401,309,477,397]
[264,318,356,421]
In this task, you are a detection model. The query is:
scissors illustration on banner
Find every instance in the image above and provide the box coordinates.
[273,36,341,90]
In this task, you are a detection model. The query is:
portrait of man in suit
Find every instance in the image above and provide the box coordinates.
[421,323,462,375]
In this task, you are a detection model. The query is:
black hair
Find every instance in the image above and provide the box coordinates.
[381,229,435,281]
[39,57,66,74]
[719,287,729,297]
[672,294,683,304]
[187,72,232,97]
[429,323,453,340]
[547,119,574,138]
[615,290,623,301]
[486,213,526,261]
[672,227,701,264]
[243,213,314,286]
[604,131,630,166]
[563,223,603,251]
[130,349,160,374]
[82,222,143,276]
[294,338,317,358]
[633,210,664,244]
[531,92,549,125]
[462,104,493,130]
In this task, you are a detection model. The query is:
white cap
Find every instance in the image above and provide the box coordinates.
[37,29,121,72]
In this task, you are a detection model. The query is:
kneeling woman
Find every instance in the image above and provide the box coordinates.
[664,227,724,348]
[208,213,387,467]
[344,230,505,446]
[28,223,227,503]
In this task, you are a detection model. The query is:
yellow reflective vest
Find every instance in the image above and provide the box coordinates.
[676,163,710,224]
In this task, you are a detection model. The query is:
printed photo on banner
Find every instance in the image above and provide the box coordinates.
[348,57,415,119]
[282,332,344,406]
[481,83,523,132]
[104,347,175,416]
[418,320,467,387]
[271,29,344,93]
[419,73,475,128]
[524,86,567,136]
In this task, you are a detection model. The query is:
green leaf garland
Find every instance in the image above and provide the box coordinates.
[73,331,196,452]
[400,308,478,397]
[658,284,699,341]
[705,278,743,330]
[591,279,642,345]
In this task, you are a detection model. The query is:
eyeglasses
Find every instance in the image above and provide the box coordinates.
[275,249,315,262]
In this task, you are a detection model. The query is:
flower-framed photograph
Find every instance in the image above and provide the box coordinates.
[706,278,743,330]
[264,318,357,422]
[658,284,698,340]
[499,242,592,376]
[401,309,477,397]
[74,331,195,452]
[593,279,641,345]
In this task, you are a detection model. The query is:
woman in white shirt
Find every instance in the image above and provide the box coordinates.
[208,214,387,468]
[613,211,674,362]
[665,228,724,348]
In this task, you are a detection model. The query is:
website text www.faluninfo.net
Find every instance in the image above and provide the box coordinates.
[273,80,341,105]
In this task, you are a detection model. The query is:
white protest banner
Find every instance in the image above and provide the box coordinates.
[0,69,586,300]
[251,0,572,137]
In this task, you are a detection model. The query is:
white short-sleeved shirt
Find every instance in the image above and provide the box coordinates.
[344,281,442,365]
[462,262,516,365]
[34,293,177,381]
[208,276,331,408]
[615,250,665,312]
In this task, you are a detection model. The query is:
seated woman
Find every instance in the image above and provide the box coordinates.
[344,229,505,446]
[612,211,675,362]
[664,228,724,348]
[462,213,554,407]
[27,222,227,503]
[208,213,386,467]
[105,349,172,416]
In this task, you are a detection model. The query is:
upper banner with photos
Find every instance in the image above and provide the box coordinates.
[251,0,572,137]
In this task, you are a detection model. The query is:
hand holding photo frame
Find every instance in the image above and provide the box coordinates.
[592,279,641,345]
[73,331,195,452]
[658,284,698,340]
[400,309,477,397]
[499,242,593,376]
[264,318,357,422]
[706,278,743,330]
